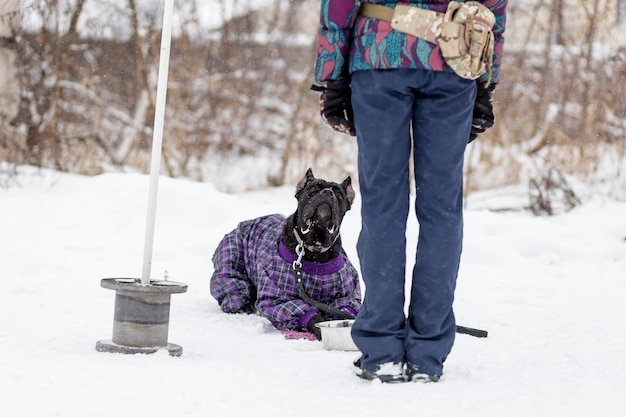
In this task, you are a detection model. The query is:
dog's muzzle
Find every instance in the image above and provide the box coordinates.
[297,188,342,252]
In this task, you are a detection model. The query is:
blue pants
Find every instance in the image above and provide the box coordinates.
[350,69,476,377]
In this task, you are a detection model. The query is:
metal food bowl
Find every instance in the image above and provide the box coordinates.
[315,319,359,351]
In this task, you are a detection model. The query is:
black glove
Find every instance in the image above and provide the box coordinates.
[311,79,356,136]
[306,315,324,341]
[469,82,496,143]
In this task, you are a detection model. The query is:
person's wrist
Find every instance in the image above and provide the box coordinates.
[326,78,350,90]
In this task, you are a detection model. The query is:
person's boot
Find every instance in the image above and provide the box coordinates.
[405,367,440,383]
[353,358,405,383]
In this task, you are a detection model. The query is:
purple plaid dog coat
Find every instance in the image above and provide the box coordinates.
[210,214,361,331]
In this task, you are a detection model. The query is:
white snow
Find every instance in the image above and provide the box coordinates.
[1,166,625,416]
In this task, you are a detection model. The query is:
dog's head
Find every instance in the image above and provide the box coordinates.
[293,168,355,253]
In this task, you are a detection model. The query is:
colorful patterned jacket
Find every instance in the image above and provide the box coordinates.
[210,214,361,331]
[315,0,507,85]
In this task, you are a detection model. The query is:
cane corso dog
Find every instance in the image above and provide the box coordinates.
[210,168,361,338]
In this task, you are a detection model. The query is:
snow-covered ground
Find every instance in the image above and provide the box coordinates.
[1,166,625,416]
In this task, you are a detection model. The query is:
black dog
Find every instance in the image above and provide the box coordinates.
[282,168,354,262]
[210,168,361,338]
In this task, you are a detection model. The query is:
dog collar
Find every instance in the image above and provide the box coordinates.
[278,241,345,275]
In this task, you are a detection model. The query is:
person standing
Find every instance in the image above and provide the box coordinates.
[313,0,507,382]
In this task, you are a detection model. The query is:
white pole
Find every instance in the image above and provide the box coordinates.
[141,0,175,285]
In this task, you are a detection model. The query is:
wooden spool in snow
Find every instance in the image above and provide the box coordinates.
[96,278,187,356]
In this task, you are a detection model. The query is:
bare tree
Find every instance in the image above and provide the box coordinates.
[12,0,89,167]
[6,0,625,201]
[466,0,626,203]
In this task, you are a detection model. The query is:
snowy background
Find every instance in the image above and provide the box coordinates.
[19,0,279,37]
[0,165,625,416]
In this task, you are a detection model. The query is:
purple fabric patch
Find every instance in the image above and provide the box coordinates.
[341,306,358,318]
[282,330,317,341]
[298,308,320,330]
[278,241,345,275]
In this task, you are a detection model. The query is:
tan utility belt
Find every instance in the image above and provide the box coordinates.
[359,1,496,83]
[360,3,444,44]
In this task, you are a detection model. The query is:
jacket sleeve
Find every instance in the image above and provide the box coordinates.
[246,258,314,331]
[255,281,313,331]
[480,0,507,85]
[314,0,360,84]
[210,227,255,313]
[325,262,361,318]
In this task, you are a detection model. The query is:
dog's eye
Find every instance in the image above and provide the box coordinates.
[307,185,321,194]
[333,187,345,201]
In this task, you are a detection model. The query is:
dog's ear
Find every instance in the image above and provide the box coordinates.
[341,176,355,207]
[295,168,315,198]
